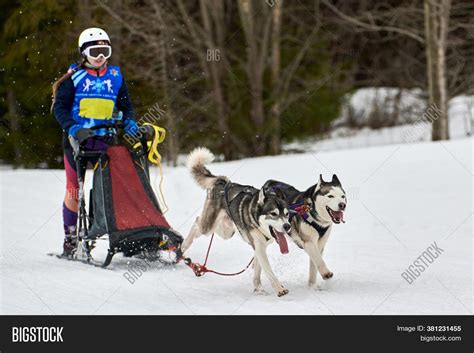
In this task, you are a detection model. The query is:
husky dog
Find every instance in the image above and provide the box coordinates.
[182,147,292,297]
[264,175,346,287]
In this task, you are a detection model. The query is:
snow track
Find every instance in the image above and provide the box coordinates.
[1,138,471,314]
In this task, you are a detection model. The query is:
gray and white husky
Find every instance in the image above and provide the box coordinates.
[182,147,292,297]
[264,175,346,287]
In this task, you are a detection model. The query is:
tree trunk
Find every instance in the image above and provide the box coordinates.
[154,3,179,166]
[200,0,232,160]
[424,0,450,141]
[7,90,21,162]
[238,0,266,156]
[389,88,402,126]
[269,0,283,155]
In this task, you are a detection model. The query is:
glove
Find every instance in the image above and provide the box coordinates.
[68,124,94,144]
[123,118,140,138]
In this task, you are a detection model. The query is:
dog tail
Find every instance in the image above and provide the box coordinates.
[187,147,220,189]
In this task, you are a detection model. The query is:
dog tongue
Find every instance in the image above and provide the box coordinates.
[333,210,344,222]
[275,231,289,254]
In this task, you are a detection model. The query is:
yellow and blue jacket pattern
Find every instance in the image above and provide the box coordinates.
[53,64,135,137]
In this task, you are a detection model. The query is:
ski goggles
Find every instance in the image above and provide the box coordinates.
[82,45,112,60]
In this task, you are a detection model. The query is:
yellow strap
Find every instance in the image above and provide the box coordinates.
[131,123,169,213]
[156,162,169,214]
[132,123,166,165]
[147,124,166,164]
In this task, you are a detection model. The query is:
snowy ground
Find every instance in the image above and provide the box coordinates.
[284,93,473,153]
[1,134,472,315]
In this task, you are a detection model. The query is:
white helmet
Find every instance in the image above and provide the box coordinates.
[78,28,110,51]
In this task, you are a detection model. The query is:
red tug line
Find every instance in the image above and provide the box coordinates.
[181,233,254,277]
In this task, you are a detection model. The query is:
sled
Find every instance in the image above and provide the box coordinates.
[68,122,183,267]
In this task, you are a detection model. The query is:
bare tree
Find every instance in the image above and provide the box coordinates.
[321,0,459,140]
[97,0,364,158]
[237,0,271,155]
[178,0,233,159]
[237,0,320,155]
[153,2,179,165]
[6,90,21,162]
[269,0,283,155]
[424,0,451,140]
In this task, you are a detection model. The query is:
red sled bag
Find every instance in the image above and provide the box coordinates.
[87,145,183,266]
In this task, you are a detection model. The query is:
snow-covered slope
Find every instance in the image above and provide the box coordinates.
[285,92,472,153]
[1,137,472,315]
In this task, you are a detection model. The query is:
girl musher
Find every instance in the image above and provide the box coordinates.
[52,28,139,256]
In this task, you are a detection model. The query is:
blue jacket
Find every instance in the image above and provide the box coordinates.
[53,64,136,136]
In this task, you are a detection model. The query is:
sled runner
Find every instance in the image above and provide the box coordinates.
[47,252,112,269]
[63,121,183,267]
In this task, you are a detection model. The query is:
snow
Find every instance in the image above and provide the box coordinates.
[334,87,427,126]
[285,92,473,153]
[1,134,472,315]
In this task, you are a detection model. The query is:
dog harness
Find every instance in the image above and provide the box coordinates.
[223,182,256,204]
[288,201,328,237]
[223,182,272,241]
[267,181,329,238]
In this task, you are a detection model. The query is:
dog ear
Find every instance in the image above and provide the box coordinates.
[257,188,265,205]
[314,174,323,194]
[331,174,341,185]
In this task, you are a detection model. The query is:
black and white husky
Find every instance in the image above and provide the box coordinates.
[182,147,292,297]
[264,175,346,287]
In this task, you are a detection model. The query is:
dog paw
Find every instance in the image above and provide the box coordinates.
[277,288,289,297]
[308,281,317,288]
[321,271,333,280]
